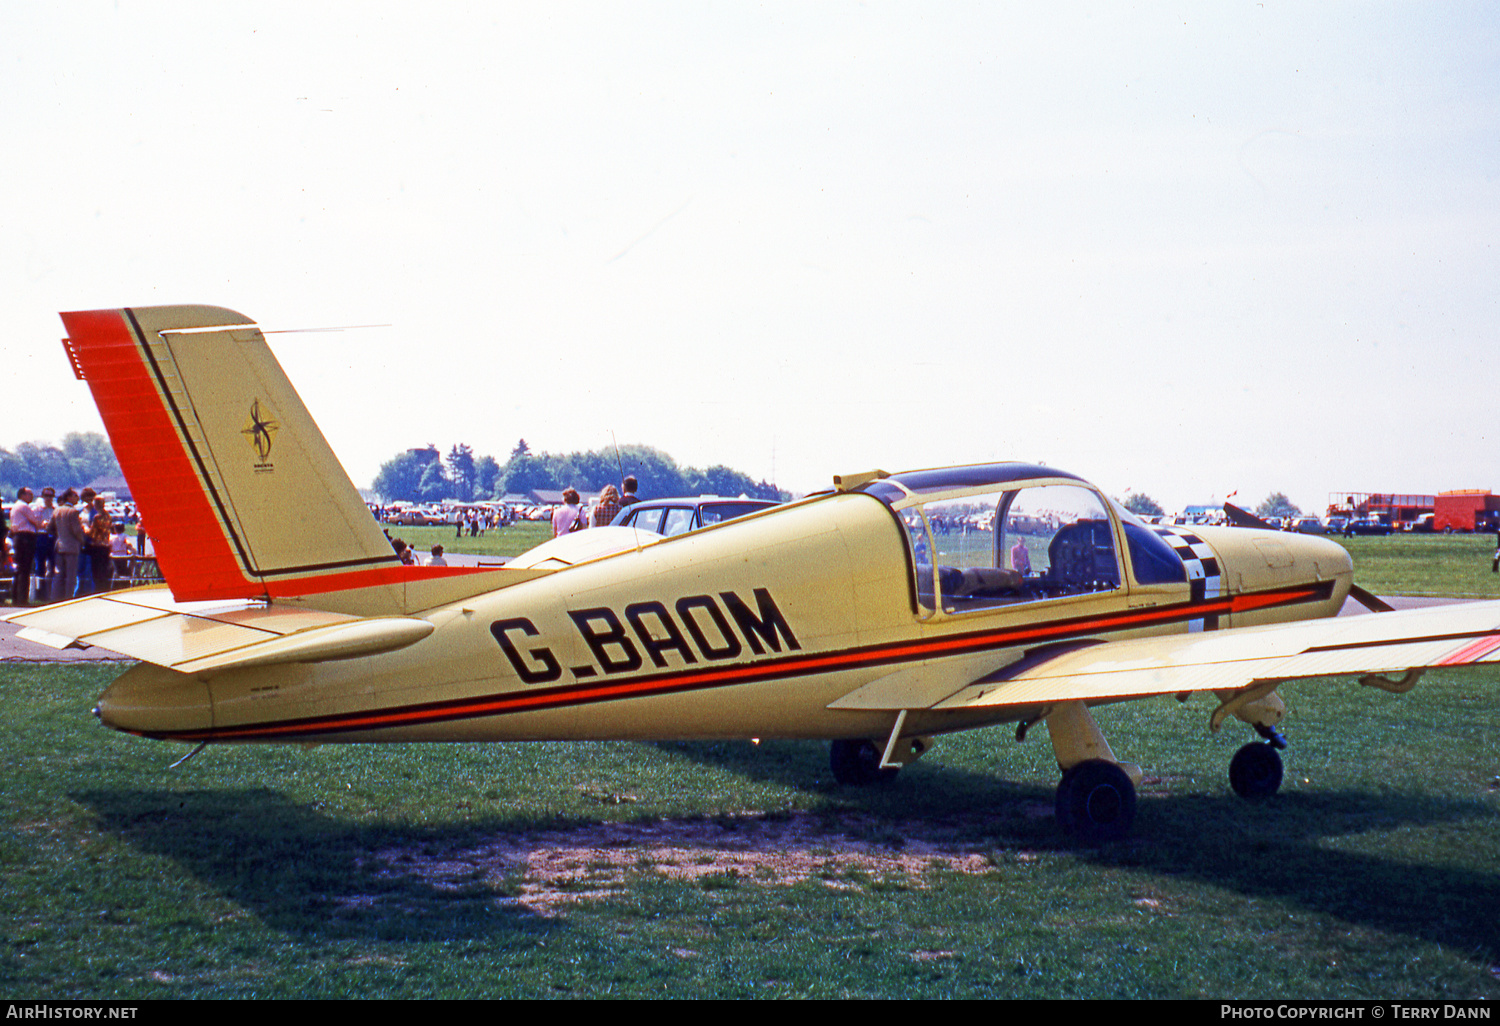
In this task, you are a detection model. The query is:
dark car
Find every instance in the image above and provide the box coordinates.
[1344,517,1392,536]
[611,496,780,537]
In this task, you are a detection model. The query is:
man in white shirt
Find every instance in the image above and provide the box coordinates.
[8,489,42,606]
[32,487,56,593]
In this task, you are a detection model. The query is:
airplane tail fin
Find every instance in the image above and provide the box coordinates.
[59,306,506,615]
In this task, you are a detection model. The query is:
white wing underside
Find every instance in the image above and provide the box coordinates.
[934,599,1500,710]
[827,600,1500,713]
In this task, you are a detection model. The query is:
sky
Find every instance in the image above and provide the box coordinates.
[2,2,1497,514]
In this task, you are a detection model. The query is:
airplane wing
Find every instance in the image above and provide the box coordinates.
[928,599,1500,715]
[1,588,436,676]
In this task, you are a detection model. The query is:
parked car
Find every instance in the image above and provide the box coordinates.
[611,496,780,537]
[388,506,445,526]
[1344,517,1392,536]
[1291,517,1326,534]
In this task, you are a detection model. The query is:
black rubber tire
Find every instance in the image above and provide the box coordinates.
[1229,742,1284,799]
[829,739,899,786]
[1055,759,1136,844]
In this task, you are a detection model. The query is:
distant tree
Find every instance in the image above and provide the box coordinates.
[446,444,476,501]
[61,432,120,483]
[0,448,21,494]
[1123,492,1165,517]
[377,439,786,503]
[0,432,121,496]
[560,449,619,492]
[13,442,72,488]
[612,445,688,498]
[474,455,501,498]
[1255,492,1302,519]
[372,445,442,502]
[499,446,555,497]
[686,465,784,501]
[417,460,452,503]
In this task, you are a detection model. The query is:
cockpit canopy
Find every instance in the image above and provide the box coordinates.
[854,463,1187,616]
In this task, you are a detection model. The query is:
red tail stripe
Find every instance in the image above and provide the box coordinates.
[62,309,253,599]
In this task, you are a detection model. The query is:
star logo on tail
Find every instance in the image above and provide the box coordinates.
[242,399,278,461]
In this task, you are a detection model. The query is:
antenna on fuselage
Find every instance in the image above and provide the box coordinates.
[610,430,642,555]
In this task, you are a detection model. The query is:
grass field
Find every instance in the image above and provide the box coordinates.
[382,520,554,562]
[2,663,1497,999]
[2,530,1498,998]
[1332,533,1500,599]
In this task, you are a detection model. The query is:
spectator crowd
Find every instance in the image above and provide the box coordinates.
[3,487,143,607]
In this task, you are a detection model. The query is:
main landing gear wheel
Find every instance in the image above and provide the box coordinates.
[1229,742,1283,799]
[829,739,899,786]
[1055,759,1136,845]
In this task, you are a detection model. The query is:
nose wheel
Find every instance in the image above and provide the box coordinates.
[1229,740,1284,799]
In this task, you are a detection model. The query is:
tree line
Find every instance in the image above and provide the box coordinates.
[0,434,121,497]
[1122,491,1303,519]
[371,440,786,504]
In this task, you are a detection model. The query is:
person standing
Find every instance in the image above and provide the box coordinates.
[619,476,642,509]
[86,497,114,592]
[8,489,41,606]
[109,521,134,581]
[33,488,56,592]
[1009,537,1032,576]
[49,490,87,602]
[592,484,621,527]
[552,488,586,536]
[75,489,97,594]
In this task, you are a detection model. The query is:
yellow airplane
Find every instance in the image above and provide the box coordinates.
[9,305,1500,844]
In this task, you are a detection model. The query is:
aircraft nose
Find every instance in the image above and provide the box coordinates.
[1234,528,1351,580]
[95,663,213,737]
[1287,531,1354,581]
[1202,527,1352,625]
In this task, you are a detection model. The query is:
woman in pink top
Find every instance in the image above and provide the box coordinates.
[552,488,585,537]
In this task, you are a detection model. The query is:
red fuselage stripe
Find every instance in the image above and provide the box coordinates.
[143,581,1336,742]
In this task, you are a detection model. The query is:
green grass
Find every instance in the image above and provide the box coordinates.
[1332,533,1500,599]
[2,662,1497,999]
[382,521,553,562]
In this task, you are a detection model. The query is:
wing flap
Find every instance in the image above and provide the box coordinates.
[827,654,1014,710]
[933,599,1500,710]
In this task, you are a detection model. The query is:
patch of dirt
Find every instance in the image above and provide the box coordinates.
[356,812,1009,917]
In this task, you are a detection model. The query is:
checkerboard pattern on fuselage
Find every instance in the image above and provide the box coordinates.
[1151,526,1222,631]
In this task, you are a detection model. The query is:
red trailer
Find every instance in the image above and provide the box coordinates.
[1434,490,1500,533]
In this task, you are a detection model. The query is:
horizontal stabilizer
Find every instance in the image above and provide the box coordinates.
[3,588,436,676]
